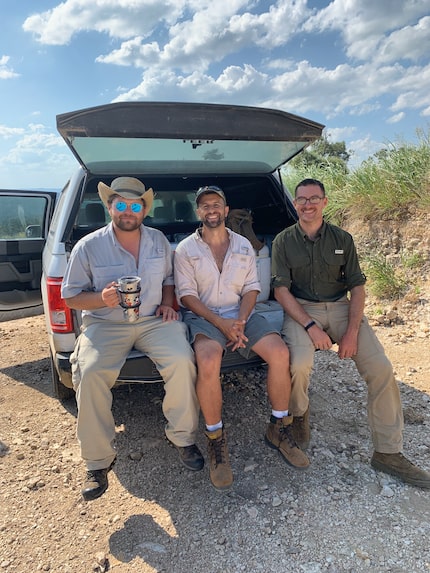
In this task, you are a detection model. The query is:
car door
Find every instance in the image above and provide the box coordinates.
[0,189,58,321]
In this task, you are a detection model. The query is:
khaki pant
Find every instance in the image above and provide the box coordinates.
[71,315,199,470]
[281,297,403,453]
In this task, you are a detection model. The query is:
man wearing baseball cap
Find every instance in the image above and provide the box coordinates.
[61,177,203,501]
[174,185,309,492]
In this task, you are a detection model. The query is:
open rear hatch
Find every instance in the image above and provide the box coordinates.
[56,102,324,176]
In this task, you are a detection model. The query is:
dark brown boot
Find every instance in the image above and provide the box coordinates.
[371,452,430,489]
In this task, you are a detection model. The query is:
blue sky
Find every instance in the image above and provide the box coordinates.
[1,0,429,189]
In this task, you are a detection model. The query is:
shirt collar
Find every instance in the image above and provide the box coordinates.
[297,220,326,241]
[195,226,233,241]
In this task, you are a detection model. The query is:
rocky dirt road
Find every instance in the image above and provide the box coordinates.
[1,313,430,573]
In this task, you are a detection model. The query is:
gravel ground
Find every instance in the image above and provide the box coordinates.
[1,314,430,573]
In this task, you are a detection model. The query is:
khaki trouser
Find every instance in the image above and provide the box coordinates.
[70,315,199,470]
[281,297,404,453]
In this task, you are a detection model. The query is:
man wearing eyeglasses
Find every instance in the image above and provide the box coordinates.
[174,185,309,492]
[272,178,430,489]
[61,177,203,501]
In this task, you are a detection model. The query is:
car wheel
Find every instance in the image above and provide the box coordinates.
[50,350,75,402]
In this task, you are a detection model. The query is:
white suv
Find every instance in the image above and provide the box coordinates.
[39,102,323,400]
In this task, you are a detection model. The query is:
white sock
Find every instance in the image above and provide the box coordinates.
[272,409,289,418]
[206,421,223,432]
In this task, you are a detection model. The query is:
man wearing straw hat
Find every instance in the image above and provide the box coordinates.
[62,177,203,501]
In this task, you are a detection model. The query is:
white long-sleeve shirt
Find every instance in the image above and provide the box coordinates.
[174,228,260,319]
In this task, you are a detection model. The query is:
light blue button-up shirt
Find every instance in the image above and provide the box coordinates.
[61,222,174,321]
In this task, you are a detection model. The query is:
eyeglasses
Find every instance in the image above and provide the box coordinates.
[114,201,143,213]
[294,195,324,205]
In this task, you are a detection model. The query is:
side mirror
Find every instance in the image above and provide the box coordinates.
[25,225,42,238]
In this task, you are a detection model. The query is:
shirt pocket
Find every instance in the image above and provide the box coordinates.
[92,265,127,291]
[143,255,165,275]
[288,253,311,271]
[321,251,347,285]
[224,254,252,288]
[188,256,213,290]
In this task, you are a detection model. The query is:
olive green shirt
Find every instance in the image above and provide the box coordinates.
[271,221,366,302]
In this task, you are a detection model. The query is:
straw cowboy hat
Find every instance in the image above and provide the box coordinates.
[98,177,154,212]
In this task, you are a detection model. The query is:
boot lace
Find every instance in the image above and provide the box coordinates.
[209,435,228,466]
[279,423,299,449]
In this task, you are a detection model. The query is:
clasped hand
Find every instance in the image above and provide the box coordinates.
[221,318,248,352]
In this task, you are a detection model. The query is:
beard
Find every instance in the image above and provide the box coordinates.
[202,213,225,228]
[114,216,142,232]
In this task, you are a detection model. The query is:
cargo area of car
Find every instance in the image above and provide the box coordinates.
[70,173,297,249]
[45,101,323,398]
[56,172,295,387]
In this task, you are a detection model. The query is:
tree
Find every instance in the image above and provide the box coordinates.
[292,134,350,172]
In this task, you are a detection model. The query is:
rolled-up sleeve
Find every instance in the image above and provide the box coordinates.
[174,244,199,300]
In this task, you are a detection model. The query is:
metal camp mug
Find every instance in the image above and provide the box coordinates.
[117,276,141,322]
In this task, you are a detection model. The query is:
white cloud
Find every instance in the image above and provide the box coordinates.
[325,126,356,142]
[0,124,67,169]
[15,0,430,181]
[0,122,74,188]
[304,0,430,62]
[97,0,308,73]
[22,0,186,45]
[387,112,405,124]
[0,125,25,138]
[376,16,430,64]
[389,63,430,113]
[0,55,20,79]
[96,37,161,68]
[348,135,385,167]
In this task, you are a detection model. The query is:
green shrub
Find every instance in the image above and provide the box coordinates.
[363,255,407,299]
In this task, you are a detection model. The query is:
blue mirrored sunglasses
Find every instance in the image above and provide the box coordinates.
[114,201,143,213]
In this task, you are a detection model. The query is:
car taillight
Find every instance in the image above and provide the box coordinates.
[46,277,74,333]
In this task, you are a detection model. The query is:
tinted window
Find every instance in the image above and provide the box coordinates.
[0,195,49,239]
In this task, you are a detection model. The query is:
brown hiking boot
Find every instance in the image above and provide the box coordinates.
[371,452,430,489]
[265,415,310,469]
[205,428,233,491]
[291,407,310,450]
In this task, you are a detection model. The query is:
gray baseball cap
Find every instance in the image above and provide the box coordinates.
[195,185,226,205]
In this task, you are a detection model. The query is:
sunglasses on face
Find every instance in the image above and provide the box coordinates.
[114,201,143,213]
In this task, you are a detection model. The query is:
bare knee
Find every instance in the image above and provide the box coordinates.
[194,338,223,377]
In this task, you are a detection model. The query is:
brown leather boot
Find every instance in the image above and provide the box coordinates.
[205,428,233,491]
[265,415,310,469]
[371,452,430,489]
[291,407,310,450]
